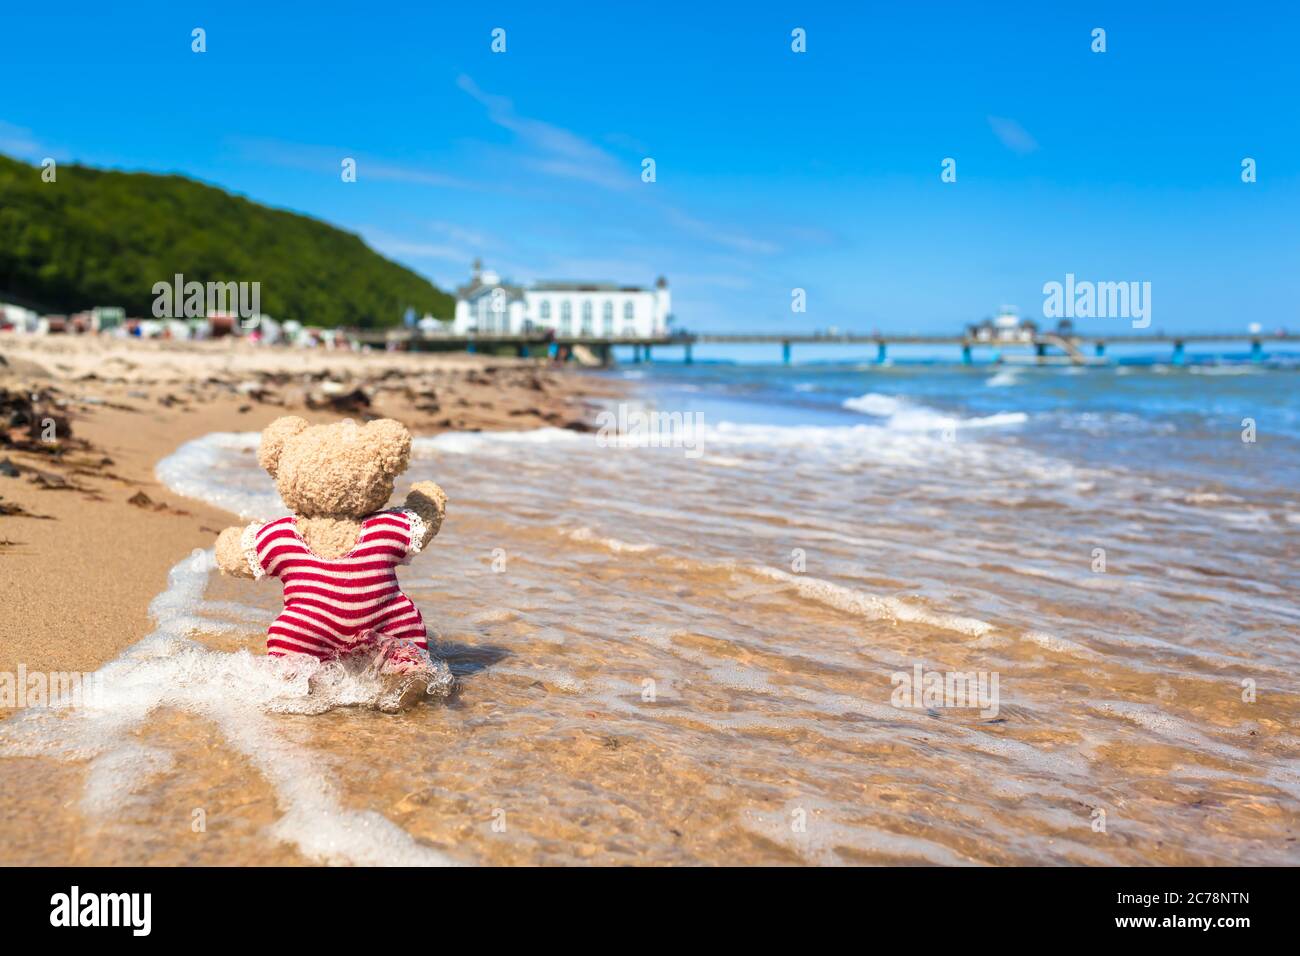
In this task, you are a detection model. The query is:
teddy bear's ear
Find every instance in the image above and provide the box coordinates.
[363,419,412,475]
[257,416,310,477]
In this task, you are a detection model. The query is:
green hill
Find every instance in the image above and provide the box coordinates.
[0,154,453,327]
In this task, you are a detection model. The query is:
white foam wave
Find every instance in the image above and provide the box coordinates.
[415,427,586,456]
[566,526,656,553]
[750,566,995,637]
[841,393,1027,432]
[155,431,283,520]
[893,409,1028,431]
[1187,365,1261,376]
[155,429,594,512]
[842,392,905,416]
[0,551,462,866]
[741,798,971,866]
[1021,630,1100,660]
[158,410,1034,521]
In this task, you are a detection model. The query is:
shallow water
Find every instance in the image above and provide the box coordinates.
[3,361,1298,865]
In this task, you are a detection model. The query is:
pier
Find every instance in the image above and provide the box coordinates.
[351,328,1298,366]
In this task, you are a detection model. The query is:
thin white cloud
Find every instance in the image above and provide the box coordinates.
[365,161,472,190]
[456,74,632,191]
[603,131,650,155]
[229,136,475,191]
[428,220,493,249]
[671,272,754,291]
[987,116,1039,155]
[0,120,46,160]
[361,228,468,264]
[454,76,788,259]
[666,208,780,256]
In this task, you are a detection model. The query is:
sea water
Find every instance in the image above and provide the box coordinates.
[2,357,1297,865]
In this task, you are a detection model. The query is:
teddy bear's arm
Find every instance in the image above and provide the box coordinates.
[403,481,447,551]
[215,525,257,578]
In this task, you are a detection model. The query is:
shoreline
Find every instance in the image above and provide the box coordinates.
[0,337,621,694]
[2,337,1297,866]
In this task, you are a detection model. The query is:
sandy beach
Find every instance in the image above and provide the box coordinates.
[2,336,1296,867]
[6,5,1300,930]
[0,338,615,687]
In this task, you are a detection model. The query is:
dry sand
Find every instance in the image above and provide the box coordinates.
[0,336,618,696]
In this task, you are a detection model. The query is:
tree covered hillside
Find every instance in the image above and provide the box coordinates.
[0,154,453,326]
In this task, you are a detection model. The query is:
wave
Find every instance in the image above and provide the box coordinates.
[155,429,597,511]
[1187,365,1262,376]
[566,526,656,553]
[843,392,906,416]
[0,550,461,865]
[155,431,282,520]
[158,401,1035,519]
[415,427,586,456]
[841,392,1027,432]
[749,566,995,637]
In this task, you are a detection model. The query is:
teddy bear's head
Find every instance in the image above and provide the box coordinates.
[257,416,412,518]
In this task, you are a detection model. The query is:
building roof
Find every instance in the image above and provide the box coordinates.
[455,264,665,303]
[456,279,525,302]
[531,281,647,293]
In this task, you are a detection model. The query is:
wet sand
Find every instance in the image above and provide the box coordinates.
[0,337,614,686]
[2,340,1296,867]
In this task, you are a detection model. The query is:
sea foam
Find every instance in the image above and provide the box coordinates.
[0,550,462,866]
[841,392,1027,431]
[155,431,282,520]
[750,566,995,637]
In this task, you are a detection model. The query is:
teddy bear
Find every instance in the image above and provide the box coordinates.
[214,415,451,705]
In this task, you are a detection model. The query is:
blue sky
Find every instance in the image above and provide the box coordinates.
[2,1,1297,334]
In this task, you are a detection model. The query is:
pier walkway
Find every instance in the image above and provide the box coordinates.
[349,329,1298,366]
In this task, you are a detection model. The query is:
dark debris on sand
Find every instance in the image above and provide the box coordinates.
[0,387,84,456]
[0,388,123,508]
[127,490,190,516]
[0,497,53,520]
[304,385,372,415]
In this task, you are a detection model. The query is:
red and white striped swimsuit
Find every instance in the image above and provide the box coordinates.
[241,510,428,660]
